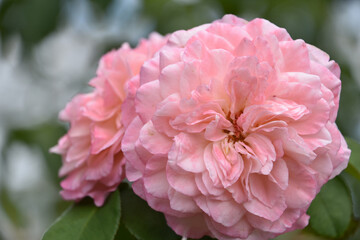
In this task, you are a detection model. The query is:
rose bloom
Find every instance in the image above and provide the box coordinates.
[122,15,351,239]
[51,33,167,206]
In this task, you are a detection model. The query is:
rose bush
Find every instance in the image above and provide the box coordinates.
[51,33,167,206]
[122,15,350,239]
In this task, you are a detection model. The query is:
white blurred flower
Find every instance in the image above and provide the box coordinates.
[34,27,97,82]
[65,0,152,44]
[0,0,153,130]
[0,35,81,128]
[331,0,360,87]
[6,143,44,191]
[0,36,49,127]
[2,143,60,240]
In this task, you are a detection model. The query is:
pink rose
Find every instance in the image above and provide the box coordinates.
[122,15,350,239]
[51,33,167,206]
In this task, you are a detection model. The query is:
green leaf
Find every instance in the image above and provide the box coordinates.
[346,137,360,179]
[340,172,360,219]
[272,229,328,240]
[120,185,180,240]
[307,177,352,238]
[114,222,137,240]
[42,191,121,240]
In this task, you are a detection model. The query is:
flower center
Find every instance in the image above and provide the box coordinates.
[223,111,246,143]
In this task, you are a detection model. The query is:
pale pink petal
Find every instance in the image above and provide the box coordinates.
[168,188,200,213]
[245,133,276,174]
[269,158,289,190]
[168,133,207,173]
[247,208,301,234]
[122,117,146,181]
[243,197,286,222]
[207,217,252,240]
[166,214,210,239]
[139,121,172,155]
[205,198,245,227]
[85,151,113,180]
[135,80,163,123]
[279,40,310,73]
[284,160,317,208]
[249,174,283,208]
[166,164,201,196]
[143,155,170,198]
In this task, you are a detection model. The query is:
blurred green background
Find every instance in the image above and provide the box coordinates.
[0,0,359,239]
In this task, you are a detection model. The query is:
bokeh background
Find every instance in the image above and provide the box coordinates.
[0,0,359,239]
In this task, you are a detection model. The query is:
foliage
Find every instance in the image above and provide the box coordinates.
[307,177,352,238]
[42,184,219,240]
[43,191,121,240]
